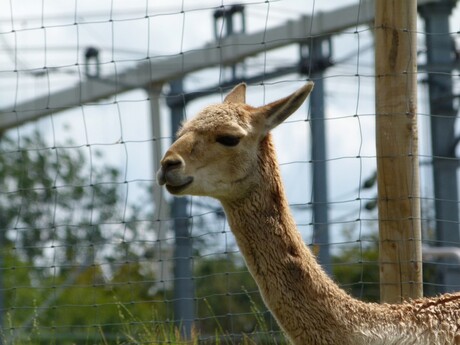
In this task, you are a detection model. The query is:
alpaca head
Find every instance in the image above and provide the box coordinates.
[157,82,314,201]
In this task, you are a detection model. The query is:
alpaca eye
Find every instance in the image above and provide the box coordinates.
[216,135,240,147]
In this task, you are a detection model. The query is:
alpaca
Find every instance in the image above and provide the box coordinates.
[157,82,460,345]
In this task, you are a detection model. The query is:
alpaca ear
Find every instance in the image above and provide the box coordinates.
[256,82,314,132]
[224,83,246,104]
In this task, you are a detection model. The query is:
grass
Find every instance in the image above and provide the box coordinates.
[3,297,287,345]
[113,297,287,345]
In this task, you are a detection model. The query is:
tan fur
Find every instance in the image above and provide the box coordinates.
[157,83,460,345]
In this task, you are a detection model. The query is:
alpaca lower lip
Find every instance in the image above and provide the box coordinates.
[165,177,193,194]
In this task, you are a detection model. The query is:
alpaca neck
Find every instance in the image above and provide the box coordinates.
[220,135,356,344]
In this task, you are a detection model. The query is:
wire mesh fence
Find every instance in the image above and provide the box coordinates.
[0,0,459,343]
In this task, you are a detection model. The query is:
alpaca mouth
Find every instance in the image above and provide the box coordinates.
[157,168,193,194]
[165,177,193,194]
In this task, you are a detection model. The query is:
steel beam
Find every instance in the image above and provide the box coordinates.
[0,0,445,131]
[419,0,460,293]
[166,80,195,339]
[303,39,332,275]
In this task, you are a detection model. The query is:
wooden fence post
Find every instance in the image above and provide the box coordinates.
[375,0,423,303]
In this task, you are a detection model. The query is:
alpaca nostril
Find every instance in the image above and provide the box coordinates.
[162,158,182,171]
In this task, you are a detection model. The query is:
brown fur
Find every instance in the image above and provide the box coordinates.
[158,83,460,344]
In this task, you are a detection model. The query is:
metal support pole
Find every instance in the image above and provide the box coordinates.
[301,39,332,275]
[166,79,195,338]
[419,0,460,293]
[213,5,246,82]
[0,230,3,345]
[147,83,173,293]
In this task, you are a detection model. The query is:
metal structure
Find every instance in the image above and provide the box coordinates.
[1,0,377,131]
[0,0,459,337]
[0,0,448,132]
[419,0,460,293]
[301,38,333,274]
[165,79,195,337]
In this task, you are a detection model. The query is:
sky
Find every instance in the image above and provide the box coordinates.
[0,0,459,257]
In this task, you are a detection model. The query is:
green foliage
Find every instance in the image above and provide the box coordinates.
[194,254,281,337]
[3,252,284,344]
[0,130,153,343]
[195,255,258,333]
[3,256,164,344]
[0,131,144,269]
[332,228,380,302]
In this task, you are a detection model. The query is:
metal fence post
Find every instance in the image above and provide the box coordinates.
[300,38,332,275]
[166,79,195,338]
[419,0,460,293]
